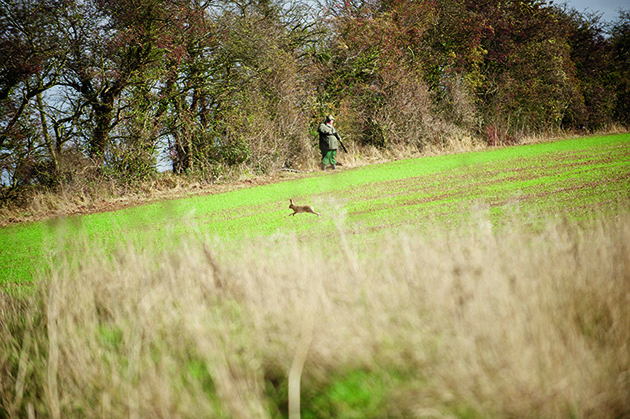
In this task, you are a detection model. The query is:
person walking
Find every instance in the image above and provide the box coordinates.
[318,115,339,170]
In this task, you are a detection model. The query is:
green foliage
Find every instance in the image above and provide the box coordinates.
[361,118,387,148]
[98,324,123,350]
[265,368,400,418]
[187,358,217,396]
[302,369,403,418]
[561,9,616,131]
[105,147,158,185]
[611,10,630,126]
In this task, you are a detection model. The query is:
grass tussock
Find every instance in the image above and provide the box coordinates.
[1,210,630,418]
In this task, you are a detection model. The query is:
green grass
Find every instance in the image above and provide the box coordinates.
[1,133,629,286]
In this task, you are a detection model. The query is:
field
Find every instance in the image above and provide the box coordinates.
[1,134,630,418]
[2,134,629,285]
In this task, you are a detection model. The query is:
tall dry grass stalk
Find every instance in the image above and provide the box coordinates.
[1,209,629,418]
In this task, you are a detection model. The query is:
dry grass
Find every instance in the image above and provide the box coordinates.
[1,207,629,418]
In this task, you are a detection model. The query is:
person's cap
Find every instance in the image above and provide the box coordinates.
[326,115,335,122]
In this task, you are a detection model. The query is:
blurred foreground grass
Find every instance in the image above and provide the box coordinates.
[1,206,629,418]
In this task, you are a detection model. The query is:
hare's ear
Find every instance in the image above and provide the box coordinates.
[289,199,294,204]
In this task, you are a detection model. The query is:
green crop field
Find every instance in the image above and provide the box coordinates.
[1,134,630,419]
[2,134,629,286]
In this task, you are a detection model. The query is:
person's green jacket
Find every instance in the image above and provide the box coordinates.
[318,123,338,151]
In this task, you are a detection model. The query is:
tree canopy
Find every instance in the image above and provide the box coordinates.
[1,0,628,189]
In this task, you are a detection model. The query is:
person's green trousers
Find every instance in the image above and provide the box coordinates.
[321,149,337,166]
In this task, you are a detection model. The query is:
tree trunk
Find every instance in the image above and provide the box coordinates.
[89,87,118,163]
[37,90,60,176]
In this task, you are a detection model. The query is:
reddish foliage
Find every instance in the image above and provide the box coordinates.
[484,125,517,147]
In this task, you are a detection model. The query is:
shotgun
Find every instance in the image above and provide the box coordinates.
[334,132,348,153]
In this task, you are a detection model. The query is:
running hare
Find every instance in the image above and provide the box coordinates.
[288,199,320,216]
